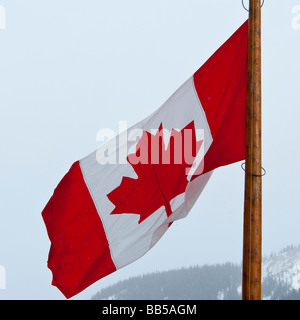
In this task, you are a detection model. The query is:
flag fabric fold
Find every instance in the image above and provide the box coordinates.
[42,20,248,298]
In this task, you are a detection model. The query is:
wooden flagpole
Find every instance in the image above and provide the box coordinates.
[242,0,262,300]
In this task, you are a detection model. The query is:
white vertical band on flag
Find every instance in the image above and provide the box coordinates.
[80,76,213,269]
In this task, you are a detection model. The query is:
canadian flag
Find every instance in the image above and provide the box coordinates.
[42,20,248,298]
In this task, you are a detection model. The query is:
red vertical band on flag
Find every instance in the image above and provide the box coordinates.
[42,161,116,298]
[193,20,248,175]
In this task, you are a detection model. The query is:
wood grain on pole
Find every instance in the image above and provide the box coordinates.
[242,0,262,300]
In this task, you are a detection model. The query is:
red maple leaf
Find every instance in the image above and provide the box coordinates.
[107,121,203,224]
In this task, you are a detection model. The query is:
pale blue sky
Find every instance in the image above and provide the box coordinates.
[0,0,299,299]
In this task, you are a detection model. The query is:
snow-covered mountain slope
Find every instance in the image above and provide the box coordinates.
[92,245,300,300]
[262,246,300,291]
